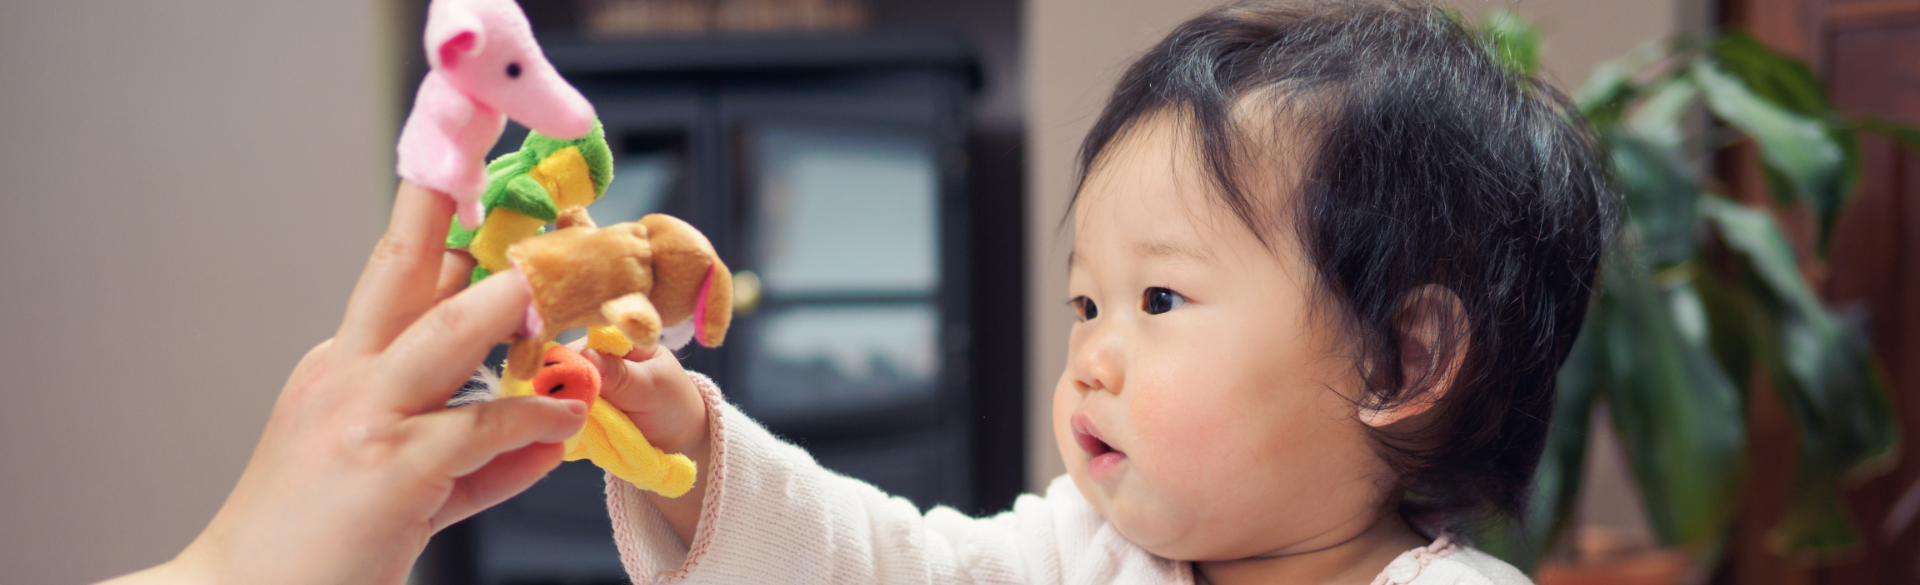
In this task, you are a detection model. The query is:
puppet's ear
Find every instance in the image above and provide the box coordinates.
[425,4,486,70]
[693,257,734,347]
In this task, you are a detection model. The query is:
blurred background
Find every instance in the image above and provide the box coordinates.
[2,0,1917,583]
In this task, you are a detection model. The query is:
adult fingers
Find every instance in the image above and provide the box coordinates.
[375,269,530,414]
[431,442,567,531]
[337,181,453,355]
[403,395,585,482]
[434,249,477,302]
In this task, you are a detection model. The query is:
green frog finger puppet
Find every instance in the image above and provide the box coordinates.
[448,118,614,284]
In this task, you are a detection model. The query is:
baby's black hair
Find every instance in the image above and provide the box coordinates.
[1069,0,1618,524]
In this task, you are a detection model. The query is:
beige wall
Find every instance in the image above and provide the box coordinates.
[1021,0,1688,493]
[0,1,396,582]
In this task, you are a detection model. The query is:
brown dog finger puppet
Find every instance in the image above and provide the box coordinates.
[493,214,733,497]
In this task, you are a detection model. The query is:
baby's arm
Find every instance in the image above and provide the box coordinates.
[582,346,712,544]
[587,348,1167,584]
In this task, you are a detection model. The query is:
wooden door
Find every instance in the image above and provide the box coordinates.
[1720,1,1920,583]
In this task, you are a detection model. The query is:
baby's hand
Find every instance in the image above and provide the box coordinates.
[576,342,711,544]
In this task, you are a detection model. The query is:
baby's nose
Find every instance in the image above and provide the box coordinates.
[1069,331,1124,395]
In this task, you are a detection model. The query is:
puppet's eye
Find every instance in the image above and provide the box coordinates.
[547,383,566,395]
[506,62,523,79]
[1070,296,1098,321]
[543,361,560,367]
[1142,287,1186,315]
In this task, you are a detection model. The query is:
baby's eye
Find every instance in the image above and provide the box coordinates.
[1142,287,1186,315]
[1070,296,1099,321]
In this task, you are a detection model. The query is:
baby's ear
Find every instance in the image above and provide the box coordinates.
[1359,284,1468,428]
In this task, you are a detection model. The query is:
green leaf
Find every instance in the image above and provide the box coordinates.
[1708,34,1865,249]
[1627,77,1701,150]
[1576,41,1664,129]
[1691,61,1847,249]
[1600,250,1746,549]
[1698,196,1900,558]
[1851,117,1920,213]
[1479,8,1542,78]
[1856,116,1920,150]
[1691,259,1757,394]
[1696,197,1819,319]
[1609,132,1700,265]
[1709,34,1830,117]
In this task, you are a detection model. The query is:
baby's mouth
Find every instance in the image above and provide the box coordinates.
[1072,413,1127,478]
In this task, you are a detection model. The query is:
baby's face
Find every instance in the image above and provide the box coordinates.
[1055,116,1391,561]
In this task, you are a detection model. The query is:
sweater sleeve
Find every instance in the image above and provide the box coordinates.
[603,373,1188,585]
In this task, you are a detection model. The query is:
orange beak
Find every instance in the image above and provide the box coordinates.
[530,344,601,407]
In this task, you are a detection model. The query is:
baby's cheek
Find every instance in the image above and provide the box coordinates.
[1127,370,1235,484]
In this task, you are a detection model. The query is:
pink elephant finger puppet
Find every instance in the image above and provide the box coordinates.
[396,0,595,229]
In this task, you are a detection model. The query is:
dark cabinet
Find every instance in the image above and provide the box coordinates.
[418,34,1020,585]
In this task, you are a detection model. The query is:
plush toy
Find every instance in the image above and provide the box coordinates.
[528,343,602,404]
[468,214,731,497]
[496,344,699,497]
[397,0,727,498]
[504,214,734,378]
[447,120,615,284]
[396,0,595,229]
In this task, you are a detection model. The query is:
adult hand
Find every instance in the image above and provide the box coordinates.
[101,182,588,585]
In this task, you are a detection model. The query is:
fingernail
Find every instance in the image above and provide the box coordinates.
[565,400,588,416]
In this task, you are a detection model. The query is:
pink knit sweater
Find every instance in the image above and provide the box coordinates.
[604,373,1533,584]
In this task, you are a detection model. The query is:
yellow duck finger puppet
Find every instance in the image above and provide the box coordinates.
[489,215,734,498]
[500,343,700,498]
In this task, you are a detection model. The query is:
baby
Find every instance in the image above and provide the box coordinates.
[591,1,1616,584]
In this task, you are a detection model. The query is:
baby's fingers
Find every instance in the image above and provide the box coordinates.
[585,348,707,455]
[404,395,586,481]
[585,345,674,412]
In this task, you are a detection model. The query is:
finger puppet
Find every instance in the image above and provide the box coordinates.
[396,0,595,229]
[487,214,733,497]
[496,344,697,496]
[530,342,602,405]
[505,214,734,377]
[446,120,615,284]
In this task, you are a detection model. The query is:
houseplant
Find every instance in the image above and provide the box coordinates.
[1467,10,1910,575]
